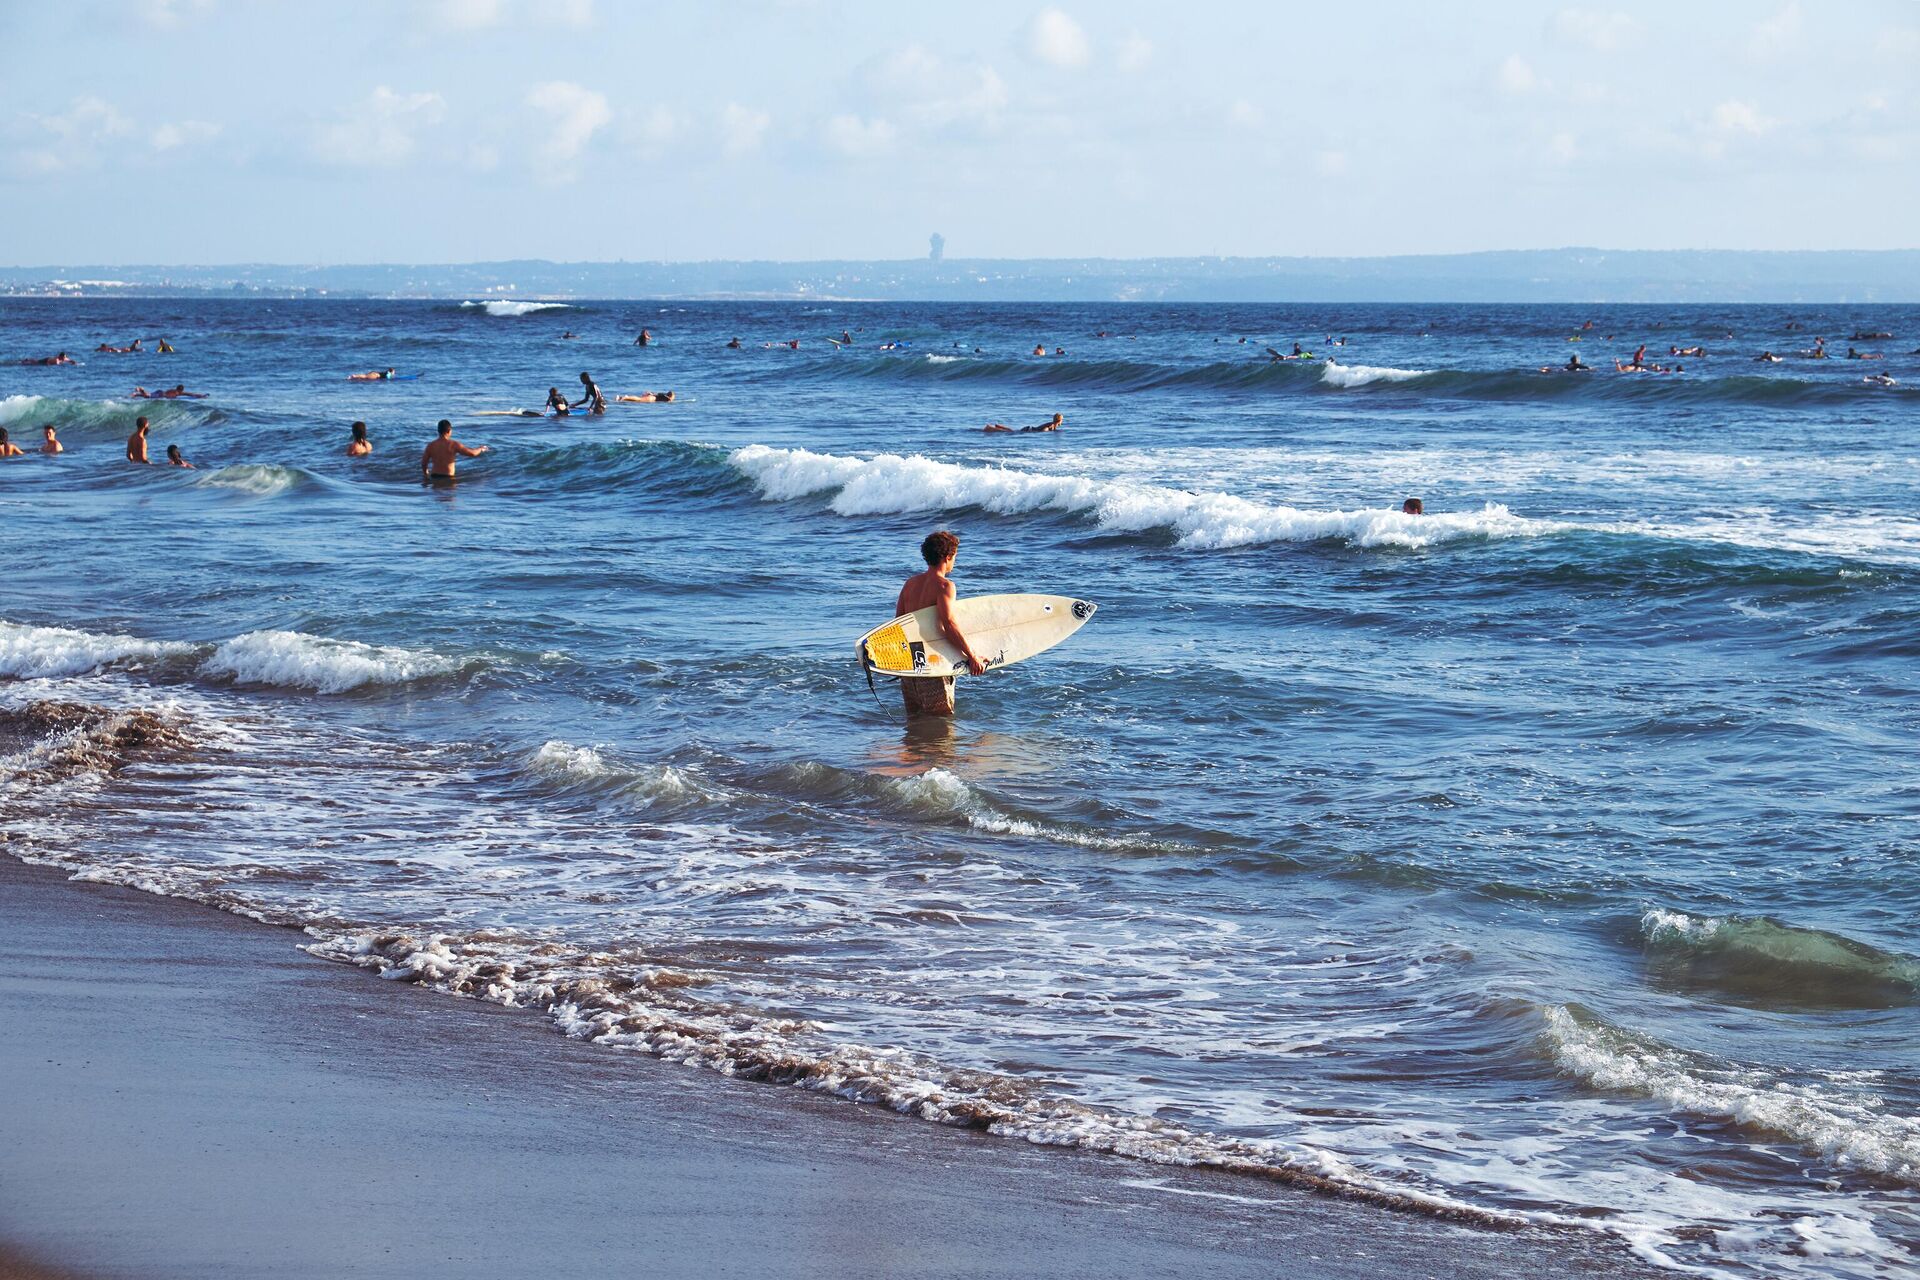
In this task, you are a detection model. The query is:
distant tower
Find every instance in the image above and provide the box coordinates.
[929,233,946,263]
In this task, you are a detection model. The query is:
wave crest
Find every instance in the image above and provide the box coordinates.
[0,619,194,680]
[1641,909,1920,1006]
[461,300,571,317]
[728,445,1550,550]
[201,630,465,694]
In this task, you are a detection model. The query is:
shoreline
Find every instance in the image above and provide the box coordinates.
[0,855,1660,1279]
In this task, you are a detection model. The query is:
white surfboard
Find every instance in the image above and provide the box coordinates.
[856,593,1096,680]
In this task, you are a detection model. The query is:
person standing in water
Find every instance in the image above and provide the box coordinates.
[0,429,24,459]
[40,425,62,455]
[347,421,372,457]
[421,419,488,479]
[127,417,150,464]
[893,531,987,718]
[634,329,652,347]
[571,371,606,415]
[165,444,194,469]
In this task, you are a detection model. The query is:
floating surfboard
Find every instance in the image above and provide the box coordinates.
[473,409,545,417]
[856,593,1096,680]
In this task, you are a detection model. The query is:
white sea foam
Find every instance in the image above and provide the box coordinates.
[1542,1005,1920,1183]
[528,739,713,806]
[194,463,301,497]
[201,630,461,693]
[924,353,964,364]
[886,767,1192,854]
[728,445,1550,550]
[0,620,193,680]
[1320,361,1431,388]
[462,300,570,317]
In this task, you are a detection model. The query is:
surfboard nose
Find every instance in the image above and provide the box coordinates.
[1072,599,1097,621]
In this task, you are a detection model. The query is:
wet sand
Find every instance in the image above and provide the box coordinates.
[0,857,1657,1279]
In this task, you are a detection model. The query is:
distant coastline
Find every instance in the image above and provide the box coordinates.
[2,249,1916,304]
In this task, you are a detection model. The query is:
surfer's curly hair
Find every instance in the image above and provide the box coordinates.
[921,530,960,566]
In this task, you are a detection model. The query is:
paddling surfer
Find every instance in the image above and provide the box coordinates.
[893,532,988,717]
[421,419,488,480]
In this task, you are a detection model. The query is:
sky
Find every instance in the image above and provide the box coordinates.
[1,0,1916,265]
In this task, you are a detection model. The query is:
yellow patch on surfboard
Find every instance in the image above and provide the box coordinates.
[856,593,1096,679]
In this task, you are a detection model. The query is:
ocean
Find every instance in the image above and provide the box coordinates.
[2,296,1916,1276]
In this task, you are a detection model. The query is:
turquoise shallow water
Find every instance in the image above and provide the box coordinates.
[3,297,1918,1275]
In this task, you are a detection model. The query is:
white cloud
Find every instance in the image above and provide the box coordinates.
[1029,9,1089,69]
[1548,131,1578,163]
[826,113,897,158]
[136,0,215,28]
[534,0,594,27]
[312,87,447,167]
[1116,33,1153,73]
[526,80,611,164]
[1748,2,1801,60]
[1709,99,1774,137]
[1227,100,1263,130]
[1550,9,1638,53]
[466,143,501,172]
[720,103,771,155]
[151,121,220,151]
[1497,55,1539,94]
[861,46,1009,135]
[1876,27,1920,61]
[432,0,506,30]
[627,105,682,157]
[1315,150,1349,177]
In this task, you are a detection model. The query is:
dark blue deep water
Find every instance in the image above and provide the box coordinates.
[3,297,1917,1276]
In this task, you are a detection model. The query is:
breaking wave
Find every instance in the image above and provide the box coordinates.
[1641,909,1920,1006]
[461,300,572,317]
[1542,1005,1920,1185]
[728,444,1550,550]
[201,630,467,694]
[0,620,194,680]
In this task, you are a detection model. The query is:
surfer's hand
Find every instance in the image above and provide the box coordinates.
[966,654,987,675]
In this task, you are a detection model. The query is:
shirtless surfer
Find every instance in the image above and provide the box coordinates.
[166,444,194,469]
[127,417,150,464]
[347,421,372,456]
[893,531,987,718]
[571,371,606,415]
[0,429,24,459]
[40,425,62,455]
[421,419,488,479]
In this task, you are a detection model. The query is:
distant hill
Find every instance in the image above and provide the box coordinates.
[2,249,1916,303]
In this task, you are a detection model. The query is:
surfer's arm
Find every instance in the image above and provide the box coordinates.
[456,442,488,458]
[934,584,987,675]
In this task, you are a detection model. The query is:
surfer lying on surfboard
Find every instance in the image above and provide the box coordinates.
[984,413,1064,433]
[348,369,398,381]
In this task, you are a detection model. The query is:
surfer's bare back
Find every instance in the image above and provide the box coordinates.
[896,531,987,716]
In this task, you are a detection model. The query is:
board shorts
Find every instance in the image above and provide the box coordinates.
[900,676,956,717]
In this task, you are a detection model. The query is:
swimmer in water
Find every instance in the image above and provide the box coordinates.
[0,428,24,459]
[1402,498,1424,515]
[634,329,652,347]
[726,337,743,349]
[40,425,62,454]
[983,413,1065,433]
[127,417,150,464]
[1032,344,1047,356]
[166,443,193,469]
[545,387,570,416]
[347,421,372,457]
[156,338,176,354]
[1754,351,1783,363]
[421,419,488,479]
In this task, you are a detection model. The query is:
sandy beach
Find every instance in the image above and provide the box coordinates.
[0,856,1661,1279]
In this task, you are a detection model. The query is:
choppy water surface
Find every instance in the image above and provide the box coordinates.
[3,298,1917,1275]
